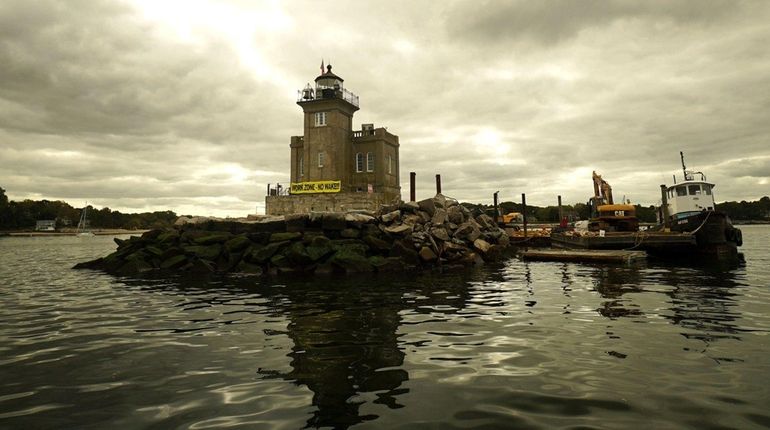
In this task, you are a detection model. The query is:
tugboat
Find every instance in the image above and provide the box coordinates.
[659,152,742,258]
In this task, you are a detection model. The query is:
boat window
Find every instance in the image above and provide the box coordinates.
[703,185,712,195]
[688,185,701,195]
[676,186,687,197]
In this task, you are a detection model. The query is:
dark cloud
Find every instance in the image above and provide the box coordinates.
[0,0,768,215]
[444,0,739,47]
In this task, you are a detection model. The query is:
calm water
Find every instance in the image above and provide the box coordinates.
[1,226,769,429]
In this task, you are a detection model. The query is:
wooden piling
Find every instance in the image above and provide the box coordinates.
[410,172,416,202]
[522,193,528,237]
[660,184,670,229]
[557,195,563,221]
[435,174,442,195]
[493,191,499,224]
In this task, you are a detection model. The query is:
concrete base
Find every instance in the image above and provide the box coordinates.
[265,192,399,216]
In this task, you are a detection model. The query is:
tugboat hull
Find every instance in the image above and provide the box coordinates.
[671,211,741,245]
[669,211,742,259]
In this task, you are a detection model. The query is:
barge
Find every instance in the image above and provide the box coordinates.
[551,154,743,261]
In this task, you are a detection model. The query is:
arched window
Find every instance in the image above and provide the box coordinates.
[356,152,364,172]
[366,152,374,172]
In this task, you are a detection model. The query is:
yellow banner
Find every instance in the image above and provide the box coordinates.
[290,180,341,194]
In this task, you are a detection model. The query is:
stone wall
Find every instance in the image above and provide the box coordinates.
[266,192,395,216]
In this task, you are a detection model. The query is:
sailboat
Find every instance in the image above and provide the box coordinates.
[77,203,95,237]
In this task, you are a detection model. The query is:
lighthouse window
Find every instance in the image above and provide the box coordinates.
[315,112,327,126]
[688,185,701,195]
[367,152,374,172]
[676,186,687,197]
[356,152,364,172]
[299,155,304,177]
[318,152,324,167]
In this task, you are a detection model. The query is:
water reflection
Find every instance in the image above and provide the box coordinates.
[588,265,644,319]
[657,265,745,343]
[252,273,473,429]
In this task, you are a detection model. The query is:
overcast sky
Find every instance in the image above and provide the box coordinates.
[1,0,768,217]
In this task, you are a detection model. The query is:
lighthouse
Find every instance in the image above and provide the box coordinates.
[266,64,401,215]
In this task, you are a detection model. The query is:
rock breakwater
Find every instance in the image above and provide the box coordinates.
[74,194,513,276]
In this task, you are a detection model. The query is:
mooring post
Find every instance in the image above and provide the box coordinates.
[557,195,563,222]
[435,174,442,195]
[267,183,271,196]
[493,191,499,225]
[660,184,670,229]
[410,172,416,202]
[522,193,528,237]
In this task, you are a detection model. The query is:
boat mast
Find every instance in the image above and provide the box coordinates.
[680,151,692,181]
[679,151,705,181]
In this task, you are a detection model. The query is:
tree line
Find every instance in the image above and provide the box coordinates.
[462,196,770,223]
[0,187,178,231]
[2,186,767,230]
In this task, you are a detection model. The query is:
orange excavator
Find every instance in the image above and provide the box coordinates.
[588,171,638,232]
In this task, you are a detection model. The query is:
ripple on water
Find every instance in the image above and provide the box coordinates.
[2,230,770,429]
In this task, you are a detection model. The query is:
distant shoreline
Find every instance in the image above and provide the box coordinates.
[1,229,149,237]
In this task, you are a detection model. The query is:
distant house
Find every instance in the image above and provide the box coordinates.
[35,220,56,231]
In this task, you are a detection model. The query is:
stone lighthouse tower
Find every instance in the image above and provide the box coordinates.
[265,64,401,215]
[292,65,359,185]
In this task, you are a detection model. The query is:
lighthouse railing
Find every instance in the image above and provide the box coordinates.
[297,86,359,107]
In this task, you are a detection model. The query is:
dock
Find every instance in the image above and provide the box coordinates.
[550,231,696,253]
[522,249,647,264]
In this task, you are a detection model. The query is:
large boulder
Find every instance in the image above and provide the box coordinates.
[402,214,423,225]
[418,246,438,263]
[384,223,413,236]
[455,222,481,243]
[363,235,391,252]
[117,258,154,275]
[270,232,302,242]
[252,216,286,233]
[236,261,264,275]
[192,232,232,245]
[345,212,375,227]
[284,241,313,266]
[472,239,491,254]
[475,214,495,230]
[157,231,180,244]
[399,201,420,213]
[417,198,436,216]
[322,212,347,230]
[328,248,373,273]
[250,241,290,263]
[285,213,308,232]
[430,227,450,242]
[305,236,334,261]
[431,208,448,225]
[340,228,360,239]
[434,194,448,209]
[380,210,401,224]
[160,254,188,269]
[224,235,251,253]
[182,244,222,261]
[390,240,420,265]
